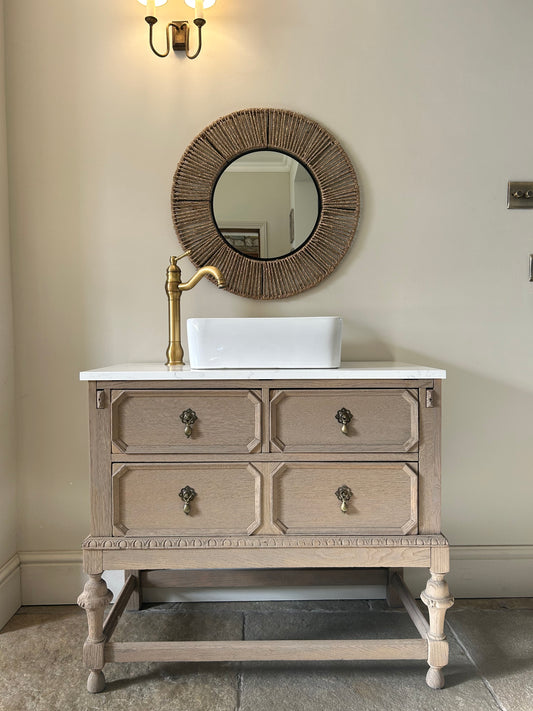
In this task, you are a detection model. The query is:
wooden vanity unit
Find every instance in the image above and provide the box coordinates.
[78,362,453,693]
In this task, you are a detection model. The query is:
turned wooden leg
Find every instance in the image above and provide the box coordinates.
[420,571,454,689]
[77,574,113,693]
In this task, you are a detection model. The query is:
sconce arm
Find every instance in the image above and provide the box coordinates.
[185,18,206,60]
[145,16,171,58]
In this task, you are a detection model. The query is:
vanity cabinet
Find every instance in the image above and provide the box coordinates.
[78,363,453,694]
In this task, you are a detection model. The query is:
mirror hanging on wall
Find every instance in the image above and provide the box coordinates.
[171,108,360,299]
[212,150,320,259]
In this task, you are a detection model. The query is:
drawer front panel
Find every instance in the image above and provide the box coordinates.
[112,463,261,536]
[111,389,261,454]
[270,389,418,453]
[272,462,418,535]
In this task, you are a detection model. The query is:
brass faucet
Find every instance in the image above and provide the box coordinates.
[165,251,226,366]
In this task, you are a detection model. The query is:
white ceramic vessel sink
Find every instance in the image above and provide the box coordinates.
[187,317,342,369]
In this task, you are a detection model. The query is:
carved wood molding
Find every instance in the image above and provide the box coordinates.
[83,534,448,550]
[171,108,360,299]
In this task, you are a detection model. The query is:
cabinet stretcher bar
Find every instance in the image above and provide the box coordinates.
[105,639,429,663]
[99,567,431,667]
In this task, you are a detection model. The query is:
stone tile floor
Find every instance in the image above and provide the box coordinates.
[0,598,532,711]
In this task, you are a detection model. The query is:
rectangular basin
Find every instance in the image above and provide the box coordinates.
[187,317,342,369]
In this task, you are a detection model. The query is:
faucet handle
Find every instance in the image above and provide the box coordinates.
[175,250,192,262]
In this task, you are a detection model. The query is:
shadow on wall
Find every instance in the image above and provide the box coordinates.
[394,348,533,547]
[338,321,394,362]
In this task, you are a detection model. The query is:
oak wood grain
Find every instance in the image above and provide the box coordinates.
[100,545,433,571]
[270,389,419,453]
[141,567,387,589]
[105,638,428,663]
[111,389,262,454]
[271,462,418,535]
[99,379,434,391]
[419,380,441,533]
[88,383,112,536]
[81,375,450,689]
[112,462,262,537]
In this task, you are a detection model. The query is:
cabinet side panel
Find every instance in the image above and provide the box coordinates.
[418,380,441,534]
[89,382,112,535]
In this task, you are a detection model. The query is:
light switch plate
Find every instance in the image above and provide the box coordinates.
[507,181,533,208]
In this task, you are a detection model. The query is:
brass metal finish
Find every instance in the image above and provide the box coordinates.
[178,485,196,515]
[144,16,206,59]
[335,407,353,435]
[171,21,188,52]
[165,253,225,367]
[335,485,353,513]
[180,408,197,438]
[507,181,533,208]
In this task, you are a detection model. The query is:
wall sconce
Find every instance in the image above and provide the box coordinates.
[137,0,216,59]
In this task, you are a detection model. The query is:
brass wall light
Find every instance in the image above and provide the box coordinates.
[137,0,215,59]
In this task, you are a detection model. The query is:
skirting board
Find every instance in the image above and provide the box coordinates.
[16,545,533,606]
[0,554,21,629]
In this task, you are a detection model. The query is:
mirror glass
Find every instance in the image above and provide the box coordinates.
[212,150,320,259]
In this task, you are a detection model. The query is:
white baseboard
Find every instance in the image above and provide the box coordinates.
[16,545,533,606]
[0,554,21,628]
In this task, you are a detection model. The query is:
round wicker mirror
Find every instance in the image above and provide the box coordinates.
[171,108,360,299]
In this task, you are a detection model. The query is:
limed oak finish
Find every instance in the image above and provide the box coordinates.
[78,363,453,693]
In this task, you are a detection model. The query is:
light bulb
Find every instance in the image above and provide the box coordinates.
[184,0,216,10]
[137,0,168,10]
[184,0,215,20]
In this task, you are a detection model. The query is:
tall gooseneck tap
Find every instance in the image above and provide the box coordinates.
[165,252,226,366]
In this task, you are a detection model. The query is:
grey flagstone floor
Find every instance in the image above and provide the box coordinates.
[0,598,532,711]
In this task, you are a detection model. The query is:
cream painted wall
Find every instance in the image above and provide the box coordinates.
[0,0,17,567]
[3,0,533,570]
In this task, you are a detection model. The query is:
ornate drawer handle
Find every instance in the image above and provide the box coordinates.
[335,485,352,513]
[335,407,353,435]
[180,408,197,438]
[179,485,196,515]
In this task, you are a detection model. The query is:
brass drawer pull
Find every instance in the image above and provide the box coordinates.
[335,485,352,513]
[335,407,353,435]
[179,485,196,515]
[180,408,197,438]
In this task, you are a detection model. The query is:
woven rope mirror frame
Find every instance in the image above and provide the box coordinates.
[171,108,360,299]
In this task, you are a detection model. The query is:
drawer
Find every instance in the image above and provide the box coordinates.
[270,389,418,453]
[111,389,262,454]
[112,463,261,536]
[271,462,418,535]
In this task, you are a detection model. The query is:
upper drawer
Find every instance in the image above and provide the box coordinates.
[270,389,418,453]
[111,389,262,454]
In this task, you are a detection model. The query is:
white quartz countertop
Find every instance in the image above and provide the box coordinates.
[79,362,446,381]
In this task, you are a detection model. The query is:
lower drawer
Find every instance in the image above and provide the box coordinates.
[271,462,418,535]
[112,463,261,536]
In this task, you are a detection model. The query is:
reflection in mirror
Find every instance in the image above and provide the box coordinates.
[212,150,320,259]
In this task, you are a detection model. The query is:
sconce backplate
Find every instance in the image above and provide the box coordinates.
[172,22,188,52]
